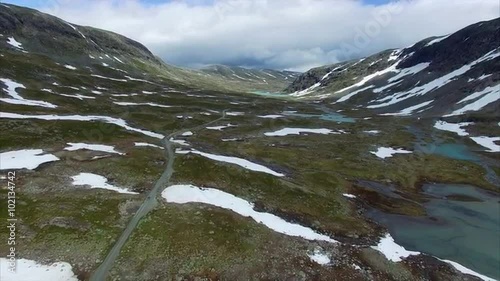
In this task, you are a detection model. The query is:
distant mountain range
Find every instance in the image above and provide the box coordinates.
[200,64,299,93]
[285,18,500,118]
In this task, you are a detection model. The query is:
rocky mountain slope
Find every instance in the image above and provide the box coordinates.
[286,18,500,118]
[0,3,160,65]
[200,64,299,93]
[0,3,294,93]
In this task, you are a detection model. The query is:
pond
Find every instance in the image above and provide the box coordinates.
[416,142,479,161]
[366,183,500,280]
[409,124,499,186]
[250,90,289,98]
[282,111,356,123]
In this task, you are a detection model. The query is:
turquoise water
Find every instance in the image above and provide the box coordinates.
[250,91,356,123]
[410,123,499,185]
[367,184,500,280]
[416,143,479,161]
[408,125,479,162]
[282,111,356,123]
[251,91,289,98]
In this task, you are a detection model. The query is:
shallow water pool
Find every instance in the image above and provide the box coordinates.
[366,184,500,280]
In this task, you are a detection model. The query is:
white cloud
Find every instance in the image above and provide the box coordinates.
[38,0,498,71]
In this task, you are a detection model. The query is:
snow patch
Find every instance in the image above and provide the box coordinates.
[7,37,23,50]
[290,65,344,97]
[0,78,57,108]
[169,138,189,146]
[372,81,401,93]
[206,124,236,131]
[436,258,496,281]
[58,93,95,100]
[0,112,164,139]
[369,50,500,108]
[468,74,492,82]
[335,85,374,103]
[64,65,77,70]
[470,136,500,152]
[162,185,336,242]
[433,121,472,136]
[0,149,59,170]
[111,93,137,97]
[65,22,87,39]
[371,147,412,159]
[388,49,401,61]
[226,112,245,116]
[425,34,450,46]
[113,56,124,63]
[387,62,430,83]
[64,142,124,155]
[72,172,138,194]
[113,101,172,108]
[308,248,331,265]
[176,149,284,177]
[91,74,128,82]
[264,128,336,137]
[134,142,163,149]
[0,258,78,281]
[335,62,399,94]
[381,100,434,116]
[371,234,495,281]
[258,114,284,119]
[371,233,420,262]
[446,86,500,116]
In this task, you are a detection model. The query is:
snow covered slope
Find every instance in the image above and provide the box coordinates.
[286,18,500,118]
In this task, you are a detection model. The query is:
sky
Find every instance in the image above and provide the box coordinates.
[2,0,499,71]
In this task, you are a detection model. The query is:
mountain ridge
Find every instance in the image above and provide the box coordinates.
[285,18,500,118]
[0,3,295,93]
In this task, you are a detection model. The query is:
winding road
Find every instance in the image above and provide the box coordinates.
[89,111,227,281]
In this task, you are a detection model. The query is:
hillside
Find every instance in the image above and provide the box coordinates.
[286,18,500,118]
[0,4,294,93]
[200,64,299,93]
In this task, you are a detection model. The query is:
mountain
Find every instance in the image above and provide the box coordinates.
[200,64,299,93]
[1,3,499,281]
[286,18,500,118]
[0,4,294,93]
[0,3,161,65]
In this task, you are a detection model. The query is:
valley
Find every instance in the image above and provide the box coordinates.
[0,3,499,281]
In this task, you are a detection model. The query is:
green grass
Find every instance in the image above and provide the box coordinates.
[0,188,142,278]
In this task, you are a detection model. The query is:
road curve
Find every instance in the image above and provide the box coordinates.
[89,111,227,281]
